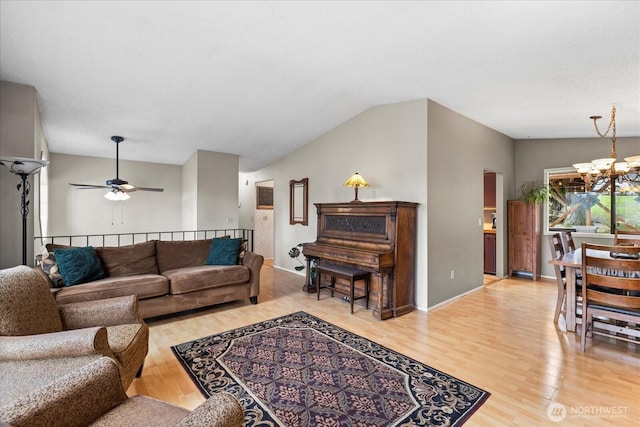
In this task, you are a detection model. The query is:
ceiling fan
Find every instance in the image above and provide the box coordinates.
[69,136,164,200]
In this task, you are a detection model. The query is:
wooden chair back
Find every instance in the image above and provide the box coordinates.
[614,228,640,246]
[614,237,640,246]
[547,233,566,323]
[580,242,640,350]
[561,231,576,253]
[548,233,566,280]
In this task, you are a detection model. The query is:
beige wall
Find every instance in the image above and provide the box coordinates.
[182,152,198,230]
[242,99,430,309]
[47,153,183,237]
[242,98,521,309]
[195,150,239,229]
[0,81,45,268]
[182,150,239,231]
[514,136,640,278]
[427,100,515,306]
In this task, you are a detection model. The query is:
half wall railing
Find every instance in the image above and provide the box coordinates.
[34,228,254,255]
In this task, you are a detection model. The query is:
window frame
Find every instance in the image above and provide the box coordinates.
[544,167,639,235]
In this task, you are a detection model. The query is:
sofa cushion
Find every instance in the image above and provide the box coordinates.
[206,238,243,266]
[94,241,159,277]
[156,239,213,272]
[54,246,105,286]
[163,265,250,295]
[53,274,169,305]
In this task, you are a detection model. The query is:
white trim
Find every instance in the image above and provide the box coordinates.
[428,284,484,311]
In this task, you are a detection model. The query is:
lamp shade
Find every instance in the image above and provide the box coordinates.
[0,157,48,175]
[105,190,130,201]
[344,172,369,202]
[343,172,369,188]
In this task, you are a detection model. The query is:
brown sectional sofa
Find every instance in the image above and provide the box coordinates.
[36,239,264,319]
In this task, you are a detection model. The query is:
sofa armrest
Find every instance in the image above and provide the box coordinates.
[0,327,114,361]
[241,251,264,298]
[58,295,144,329]
[0,357,127,427]
[175,392,244,427]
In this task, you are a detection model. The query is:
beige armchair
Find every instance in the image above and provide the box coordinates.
[0,356,243,427]
[0,265,148,389]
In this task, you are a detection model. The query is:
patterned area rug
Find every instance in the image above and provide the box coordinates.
[172,311,489,426]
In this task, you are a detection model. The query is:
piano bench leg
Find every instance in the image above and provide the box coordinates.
[350,278,355,314]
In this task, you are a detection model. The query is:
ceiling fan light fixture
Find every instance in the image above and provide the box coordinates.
[104,189,130,201]
[70,135,164,196]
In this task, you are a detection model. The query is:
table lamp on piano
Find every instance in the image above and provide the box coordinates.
[344,172,369,202]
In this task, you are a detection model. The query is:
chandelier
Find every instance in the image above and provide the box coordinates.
[573,105,640,186]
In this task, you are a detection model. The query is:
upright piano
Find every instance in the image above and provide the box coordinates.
[303,201,418,320]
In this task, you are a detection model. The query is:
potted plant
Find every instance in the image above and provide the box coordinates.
[289,243,316,283]
[519,180,549,204]
[288,243,306,271]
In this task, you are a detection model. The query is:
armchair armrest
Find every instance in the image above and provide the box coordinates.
[0,327,114,361]
[32,265,54,287]
[58,295,144,329]
[176,392,244,427]
[0,357,127,427]
[241,251,264,298]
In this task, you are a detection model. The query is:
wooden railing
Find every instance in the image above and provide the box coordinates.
[34,229,254,254]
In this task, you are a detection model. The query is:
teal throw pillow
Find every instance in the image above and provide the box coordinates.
[206,238,243,266]
[54,246,105,286]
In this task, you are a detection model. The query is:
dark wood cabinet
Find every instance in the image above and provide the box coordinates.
[484,173,496,208]
[484,232,496,274]
[508,200,541,280]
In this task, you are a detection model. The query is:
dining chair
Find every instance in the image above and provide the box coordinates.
[561,231,576,253]
[614,228,640,246]
[580,243,640,351]
[547,233,568,324]
[616,237,640,246]
[562,230,583,283]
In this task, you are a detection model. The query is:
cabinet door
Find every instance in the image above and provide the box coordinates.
[484,173,496,208]
[508,200,540,278]
[484,233,496,274]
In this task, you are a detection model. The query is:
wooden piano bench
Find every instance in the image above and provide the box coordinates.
[316,263,370,314]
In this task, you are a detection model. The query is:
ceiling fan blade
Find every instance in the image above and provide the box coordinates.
[69,183,110,189]
[132,186,164,192]
[69,137,164,197]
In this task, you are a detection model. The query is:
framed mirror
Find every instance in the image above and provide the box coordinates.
[289,178,308,225]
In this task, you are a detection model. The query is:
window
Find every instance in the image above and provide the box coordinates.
[545,168,640,234]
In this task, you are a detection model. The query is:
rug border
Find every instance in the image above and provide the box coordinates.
[171,311,491,426]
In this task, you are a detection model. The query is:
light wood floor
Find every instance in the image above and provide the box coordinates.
[128,261,640,426]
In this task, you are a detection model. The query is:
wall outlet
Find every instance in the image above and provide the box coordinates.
[450,270,454,280]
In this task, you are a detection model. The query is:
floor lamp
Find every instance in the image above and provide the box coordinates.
[0,157,48,265]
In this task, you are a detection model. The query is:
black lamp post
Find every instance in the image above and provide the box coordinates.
[0,157,48,265]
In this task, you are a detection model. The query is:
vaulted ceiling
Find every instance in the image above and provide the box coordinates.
[1,1,638,172]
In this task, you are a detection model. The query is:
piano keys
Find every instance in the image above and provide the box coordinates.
[303,201,418,319]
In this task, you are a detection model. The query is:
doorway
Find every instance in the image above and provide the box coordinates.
[254,180,274,260]
[483,172,505,281]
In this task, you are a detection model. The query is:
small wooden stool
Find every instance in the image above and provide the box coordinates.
[316,263,369,313]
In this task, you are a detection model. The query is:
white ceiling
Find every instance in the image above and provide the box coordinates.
[1,1,638,172]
